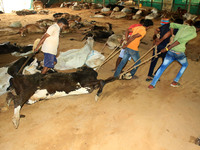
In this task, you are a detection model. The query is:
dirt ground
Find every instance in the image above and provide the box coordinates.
[0,8,200,150]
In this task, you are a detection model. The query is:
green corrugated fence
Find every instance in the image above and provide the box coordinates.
[45,0,199,15]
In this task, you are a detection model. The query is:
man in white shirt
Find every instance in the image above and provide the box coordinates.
[34,18,68,74]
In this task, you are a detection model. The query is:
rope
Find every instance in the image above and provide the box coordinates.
[96,46,121,72]
[118,34,175,79]
[154,33,160,59]
[97,38,127,72]
[100,42,107,53]
[120,52,162,80]
[17,53,36,74]
[119,45,156,79]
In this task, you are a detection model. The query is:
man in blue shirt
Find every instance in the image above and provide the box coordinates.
[146,19,183,81]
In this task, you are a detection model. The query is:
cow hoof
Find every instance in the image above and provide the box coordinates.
[26,99,37,105]
[95,95,99,102]
[12,117,19,129]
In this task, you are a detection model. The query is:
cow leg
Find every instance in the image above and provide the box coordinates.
[95,80,105,101]
[95,77,117,101]
[12,91,35,129]
[6,78,14,91]
[12,105,21,129]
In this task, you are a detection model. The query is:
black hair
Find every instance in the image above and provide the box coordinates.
[194,21,200,28]
[143,19,153,27]
[57,18,68,25]
[174,18,183,24]
[139,19,145,25]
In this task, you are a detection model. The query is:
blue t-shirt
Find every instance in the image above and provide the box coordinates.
[157,24,178,50]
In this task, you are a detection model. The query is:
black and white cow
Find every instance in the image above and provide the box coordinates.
[0,42,33,54]
[7,67,116,129]
[7,56,35,76]
[82,23,114,43]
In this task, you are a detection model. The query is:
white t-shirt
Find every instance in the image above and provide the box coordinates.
[41,23,60,55]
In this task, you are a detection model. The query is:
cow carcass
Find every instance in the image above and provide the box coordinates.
[19,24,46,36]
[7,55,36,77]
[183,13,198,21]
[0,55,40,96]
[105,4,124,11]
[33,0,44,10]
[145,8,159,20]
[101,7,111,12]
[71,2,82,10]
[7,67,116,129]
[9,21,22,28]
[90,3,103,9]
[0,27,20,36]
[110,11,127,19]
[53,13,71,21]
[0,42,33,54]
[82,23,114,43]
[36,19,55,29]
[132,10,142,20]
[15,10,37,16]
[121,8,132,14]
[106,34,123,49]
[55,37,105,70]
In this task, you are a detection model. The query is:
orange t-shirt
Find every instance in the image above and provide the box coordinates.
[127,26,146,51]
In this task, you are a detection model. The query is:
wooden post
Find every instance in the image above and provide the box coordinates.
[138,0,140,9]
[103,0,105,7]
[187,0,191,13]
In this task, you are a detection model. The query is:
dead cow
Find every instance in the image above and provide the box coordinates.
[33,0,44,10]
[82,23,114,42]
[19,24,46,36]
[7,67,116,129]
[36,19,55,29]
[0,42,33,54]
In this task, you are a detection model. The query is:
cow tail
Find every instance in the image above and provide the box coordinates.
[104,76,117,84]
[95,76,117,101]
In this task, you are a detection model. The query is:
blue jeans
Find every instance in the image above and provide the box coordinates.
[150,50,188,87]
[114,47,141,77]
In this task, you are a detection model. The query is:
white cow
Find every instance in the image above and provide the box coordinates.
[55,37,105,70]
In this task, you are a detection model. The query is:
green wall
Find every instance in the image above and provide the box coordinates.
[93,0,117,5]
[172,0,199,15]
[45,0,199,15]
[133,0,199,14]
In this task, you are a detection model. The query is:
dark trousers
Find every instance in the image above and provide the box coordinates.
[147,48,167,77]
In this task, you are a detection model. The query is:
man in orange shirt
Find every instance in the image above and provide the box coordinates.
[112,19,145,71]
[114,19,153,79]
